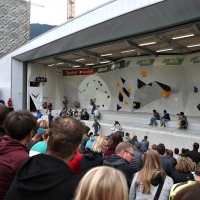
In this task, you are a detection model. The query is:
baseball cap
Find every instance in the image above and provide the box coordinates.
[135,142,142,148]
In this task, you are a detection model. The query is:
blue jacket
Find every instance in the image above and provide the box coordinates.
[36,113,43,119]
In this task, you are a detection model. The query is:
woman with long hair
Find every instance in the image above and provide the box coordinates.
[129,150,173,200]
[104,131,123,158]
[74,166,128,200]
[131,135,138,146]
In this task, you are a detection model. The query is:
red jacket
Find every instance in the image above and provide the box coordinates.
[68,153,83,175]
[0,136,29,200]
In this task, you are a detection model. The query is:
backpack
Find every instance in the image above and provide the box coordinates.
[180,116,187,125]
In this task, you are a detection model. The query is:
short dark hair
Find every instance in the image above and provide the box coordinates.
[144,136,148,139]
[157,143,166,155]
[47,116,88,159]
[0,104,10,125]
[193,142,199,150]
[3,110,37,141]
[181,148,186,154]
[153,109,156,112]
[180,112,184,115]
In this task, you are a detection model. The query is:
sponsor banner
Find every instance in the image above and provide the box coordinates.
[28,87,43,109]
[136,58,156,66]
[94,60,125,74]
[162,57,185,65]
[63,68,94,76]
[190,56,200,64]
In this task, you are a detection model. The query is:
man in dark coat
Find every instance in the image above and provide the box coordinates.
[5,116,88,200]
[103,142,136,187]
[185,142,200,164]
[0,110,37,200]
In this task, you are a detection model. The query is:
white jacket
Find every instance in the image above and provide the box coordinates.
[112,124,122,132]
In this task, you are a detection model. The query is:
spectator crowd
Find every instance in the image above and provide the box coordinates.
[0,103,200,200]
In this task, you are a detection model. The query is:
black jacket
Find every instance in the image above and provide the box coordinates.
[103,154,136,186]
[165,155,177,170]
[80,148,103,173]
[185,150,200,164]
[5,154,82,200]
[173,170,194,184]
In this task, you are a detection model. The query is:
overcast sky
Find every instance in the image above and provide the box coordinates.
[30,0,110,25]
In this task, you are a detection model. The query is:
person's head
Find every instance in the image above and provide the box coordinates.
[151,144,157,151]
[46,116,88,162]
[109,132,123,148]
[132,135,138,142]
[114,121,119,125]
[88,132,93,137]
[94,119,97,123]
[125,132,129,137]
[0,104,10,125]
[173,184,200,200]
[163,110,167,113]
[39,119,49,128]
[115,142,134,163]
[157,143,166,155]
[167,150,173,156]
[174,148,179,154]
[36,109,40,113]
[153,109,156,113]
[136,150,165,194]
[181,148,186,154]
[74,166,128,200]
[92,136,109,153]
[175,157,195,173]
[180,112,184,116]
[134,142,142,149]
[42,130,49,141]
[193,142,199,150]
[84,126,90,135]
[3,110,37,143]
[144,136,148,140]
[32,133,43,143]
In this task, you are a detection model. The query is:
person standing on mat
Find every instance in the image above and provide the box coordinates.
[149,109,160,126]
[92,119,101,134]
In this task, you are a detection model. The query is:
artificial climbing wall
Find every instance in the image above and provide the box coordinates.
[0,0,30,58]
[27,53,200,116]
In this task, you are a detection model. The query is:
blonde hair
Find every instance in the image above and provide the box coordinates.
[136,150,165,194]
[176,157,195,173]
[40,119,49,128]
[74,166,128,200]
[92,136,107,153]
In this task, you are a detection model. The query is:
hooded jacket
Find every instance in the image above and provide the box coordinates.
[103,154,136,186]
[4,154,82,200]
[129,172,173,200]
[80,148,103,173]
[0,136,29,200]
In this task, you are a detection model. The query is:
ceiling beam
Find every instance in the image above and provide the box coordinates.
[155,35,183,52]
[52,57,84,66]
[81,50,113,61]
[125,40,158,56]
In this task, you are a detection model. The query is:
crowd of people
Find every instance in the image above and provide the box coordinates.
[149,109,188,129]
[1,103,200,200]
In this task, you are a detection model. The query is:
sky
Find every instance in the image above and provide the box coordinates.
[30,0,110,25]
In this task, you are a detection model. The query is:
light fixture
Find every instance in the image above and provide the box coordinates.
[56,62,64,65]
[156,48,173,52]
[187,44,200,48]
[72,65,81,68]
[48,64,55,66]
[76,58,85,61]
[100,61,111,64]
[139,42,156,46]
[85,63,94,66]
[101,53,112,57]
[121,49,135,53]
[172,34,194,40]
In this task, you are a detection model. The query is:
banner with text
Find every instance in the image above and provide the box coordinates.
[63,68,94,76]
